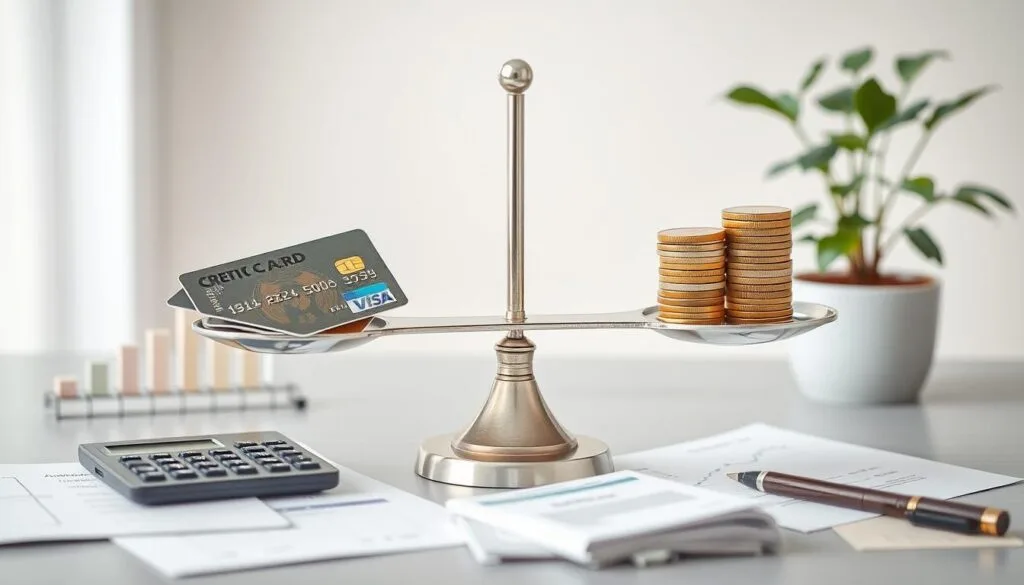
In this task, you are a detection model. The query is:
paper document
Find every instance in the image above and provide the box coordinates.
[834,516,1023,551]
[615,423,1020,533]
[114,463,463,577]
[0,463,288,545]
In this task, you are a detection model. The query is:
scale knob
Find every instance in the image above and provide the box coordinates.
[498,59,533,94]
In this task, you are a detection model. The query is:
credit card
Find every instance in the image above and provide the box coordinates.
[178,229,407,336]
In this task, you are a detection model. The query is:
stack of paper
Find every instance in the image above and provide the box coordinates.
[447,470,780,568]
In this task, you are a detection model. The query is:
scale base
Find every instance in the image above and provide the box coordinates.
[415,434,612,488]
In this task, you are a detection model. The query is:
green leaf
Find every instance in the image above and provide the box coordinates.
[840,47,874,74]
[726,86,798,122]
[829,133,867,150]
[905,227,943,265]
[796,143,839,172]
[955,184,1014,212]
[950,192,991,216]
[800,59,827,92]
[896,50,949,84]
[838,213,871,231]
[831,175,864,197]
[876,99,930,132]
[776,92,800,120]
[854,78,897,134]
[765,158,796,178]
[792,203,819,228]
[817,87,855,113]
[902,176,936,202]
[817,229,861,272]
[925,86,997,130]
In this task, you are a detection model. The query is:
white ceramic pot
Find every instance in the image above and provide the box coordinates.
[788,274,941,404]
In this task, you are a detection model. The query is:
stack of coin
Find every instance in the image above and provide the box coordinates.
[721,206,793,324]
[656,227,726,324]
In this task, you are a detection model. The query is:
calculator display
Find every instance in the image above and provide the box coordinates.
[104,438,222,456]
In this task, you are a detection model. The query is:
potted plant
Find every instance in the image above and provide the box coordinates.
[725,47,1014,403]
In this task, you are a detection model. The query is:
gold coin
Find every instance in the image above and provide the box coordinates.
[729,290,790,301]
[726,308,794,319]
[659,305,725,316]
[727,268,793,279]
[727,275,792,285]
[659,289,725,299]
[657,227,726,244]
[657,315,725,325]
[726,316,793,325]
[727,260,792,271]
[726,234,793,245]
[726,254,791,264]
[658,249,726,259]
[658,295,725,307]
[660,281,726,292]
[660,275,726,285]
[724,226,793,237]
[660,260,726,271]
[721,205,791,221]
[722,218,792,230]
[726,282,791,293]
[658,267,726,278]
[656,242,726,252]
[727,247,793,257]
[726,302,792,312]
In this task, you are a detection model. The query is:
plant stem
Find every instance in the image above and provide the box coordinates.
[869,83,911,274]
[871,129,933,274]
[880,201,937,254]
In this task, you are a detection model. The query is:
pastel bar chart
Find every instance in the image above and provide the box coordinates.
[45,310,302,420]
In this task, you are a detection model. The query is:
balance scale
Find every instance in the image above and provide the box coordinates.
[192,60,837,489]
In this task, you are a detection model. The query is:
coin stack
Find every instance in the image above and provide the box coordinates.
[721,205,793,324]
[656,227,727,324]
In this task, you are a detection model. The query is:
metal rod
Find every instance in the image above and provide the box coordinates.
[499,60,533,333]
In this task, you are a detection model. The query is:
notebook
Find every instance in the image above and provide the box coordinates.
[446,470,780,568]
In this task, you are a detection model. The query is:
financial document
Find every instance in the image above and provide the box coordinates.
[114,464,463,577]
[0,463,288,545]
[616,423,1020,533]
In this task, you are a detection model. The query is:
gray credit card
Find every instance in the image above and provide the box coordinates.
[178,229,407,336]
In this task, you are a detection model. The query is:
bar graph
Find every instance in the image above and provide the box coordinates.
[44,310,305,420]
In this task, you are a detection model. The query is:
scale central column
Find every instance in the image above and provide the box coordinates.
[413,60,613,488]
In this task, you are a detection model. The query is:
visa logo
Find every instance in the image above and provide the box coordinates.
[346,289,397,313]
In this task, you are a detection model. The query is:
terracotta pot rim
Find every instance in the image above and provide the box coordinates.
[795,272,940,291]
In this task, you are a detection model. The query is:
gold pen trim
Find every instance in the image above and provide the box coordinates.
[906,496,921,512]
[980,508,1002,536]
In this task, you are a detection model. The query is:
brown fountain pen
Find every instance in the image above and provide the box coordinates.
[728,470,1010,536]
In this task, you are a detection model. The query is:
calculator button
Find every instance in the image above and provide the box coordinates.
[224,459,247,468]
[241,445,267,454]
[261,440,287,446]
[149,453,174,461]
[118,455,143,462]
[270,445,293,452]
[184,455,209,463]
[170,470,198,480]
[201,468,228,478]
[178,450,203,458]
[288,456,312,464]
[208,449,233,457]
[139,472,166,482]
[255,457,280,465]
[276,449,302,459]
[217,454,242,462]
[293,461,321,471]
[234,441,257,448]
[193,462,219,470]
[130,464,159,473]
[232,465,258,475]
[266,463,291,473]
[163,463,188,471]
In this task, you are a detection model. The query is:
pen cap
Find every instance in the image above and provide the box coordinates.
[912,498,1009,536]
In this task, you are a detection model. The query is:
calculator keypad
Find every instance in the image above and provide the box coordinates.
[116,436,322,483]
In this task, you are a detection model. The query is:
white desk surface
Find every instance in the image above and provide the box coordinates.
[2,353,1023,584]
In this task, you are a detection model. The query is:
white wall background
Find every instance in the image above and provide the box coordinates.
[156,0,1024,360]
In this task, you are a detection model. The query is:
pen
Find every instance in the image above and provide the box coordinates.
[727,470,1010,536]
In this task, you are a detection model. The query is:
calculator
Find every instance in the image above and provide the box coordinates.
[78,431,339,505]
